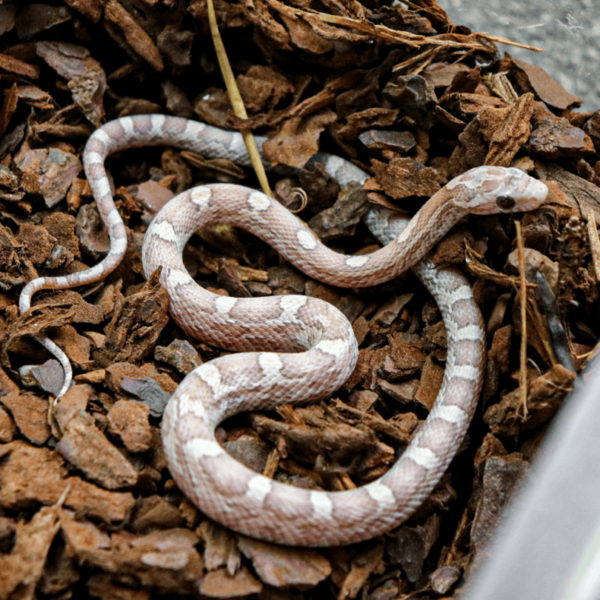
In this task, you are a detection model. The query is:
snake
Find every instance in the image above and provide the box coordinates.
[18,114,548,546]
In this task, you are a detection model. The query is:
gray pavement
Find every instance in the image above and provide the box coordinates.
[443,0,600,112]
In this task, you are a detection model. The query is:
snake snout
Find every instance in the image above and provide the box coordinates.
[458,166,549,215]
[510,173,548,213]
[493,168,548,214]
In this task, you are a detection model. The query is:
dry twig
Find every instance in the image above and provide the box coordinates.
[294,9,545,52]
[206,0,272,197]
[515,220,529,418]
[587,209,600,284]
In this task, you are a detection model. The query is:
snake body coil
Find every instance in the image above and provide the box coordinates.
[19,115,548,546]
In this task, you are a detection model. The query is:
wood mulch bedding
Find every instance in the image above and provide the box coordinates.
[0,1,598,598]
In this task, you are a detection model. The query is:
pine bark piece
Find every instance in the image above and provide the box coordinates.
[0,441,134,522]
[103,0,164,72]
[93,270,170,367]
[57,410,139,489]
[237,536,331,588]
[484,92,535,167]
[1,392,51,445]
[108,399,153,453]
[0,500,64,600]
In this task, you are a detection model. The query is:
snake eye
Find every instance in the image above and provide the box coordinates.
[496,195,516,210]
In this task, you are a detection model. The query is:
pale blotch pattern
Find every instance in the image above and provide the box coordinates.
[247,191,271,212]
[315,339,346,356]
[85,151,103,165]
[185,438,224,458]
[227,132,248,156]
[92,128,110,145]
[367,482,396,508]
[110,235,128,255]
[152,221,178,243]
[279,295,307,322]
[215,296,237,315]
[246,476,272,503]
[465,194,485,209]
[120,116,135,137]
[455,324,481,341]
[107,208,122,226]
[53,276,69,287]
[93,177,112,199]
[310,491,333,519]
[184,120,204,138]
[451,365,480,381]
[296,229,317,251]
[191,187,212,206]
[198,364,222,390]
[178,391,207,420]
[447,166,511,192]
[151,114,166,136]
[345,255,369,268]
[167,269,191,288]
[404,446,439,470]
[447,172,488,191]
[435,404,467,425]
[449,286,473,304]
[177,391,192,414]
[258,353,283,379]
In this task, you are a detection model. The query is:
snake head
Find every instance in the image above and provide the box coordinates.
[446,166,548,215]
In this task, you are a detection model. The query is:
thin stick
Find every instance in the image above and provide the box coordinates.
[587,209,600,283]
[515,220,528,418]
[297,9,545,52]
[392,46,442,73]
[206,0,272,197]
[479,33,546,52]
[263,448,280,479]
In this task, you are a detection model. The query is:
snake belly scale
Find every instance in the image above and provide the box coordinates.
[19,115,548,546]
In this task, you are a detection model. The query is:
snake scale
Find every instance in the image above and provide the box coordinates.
[19,114,548,546]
